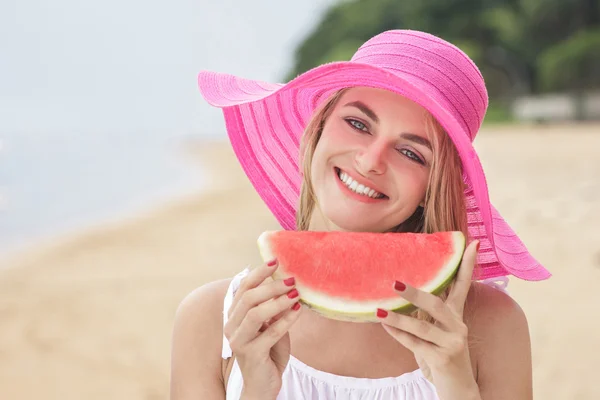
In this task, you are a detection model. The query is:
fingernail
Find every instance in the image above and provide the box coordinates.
[376,308,388,318]
[476,241,480,251]
[292,302,301,311]
[287,288,299,299]
[394,281,406,292]
[267,258,277,267]
[283,277,295,286]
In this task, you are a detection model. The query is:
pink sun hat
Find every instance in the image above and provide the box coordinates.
[197,29,551,282]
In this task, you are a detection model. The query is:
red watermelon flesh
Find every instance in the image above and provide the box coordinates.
[257,230,465,322]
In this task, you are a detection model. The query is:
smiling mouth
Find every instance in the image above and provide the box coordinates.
[334,167,388,199]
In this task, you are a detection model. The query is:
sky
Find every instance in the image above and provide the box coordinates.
[0,0,335,137]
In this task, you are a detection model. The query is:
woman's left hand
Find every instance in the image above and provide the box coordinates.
[377,240,482,400]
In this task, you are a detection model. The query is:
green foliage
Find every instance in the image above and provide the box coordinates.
[315,39,364,66]
[483,101,514,123]
[538,29,600,92]
[285,0,600,97]
[286,0,405,81]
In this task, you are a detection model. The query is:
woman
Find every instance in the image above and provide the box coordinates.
[170,30,550,399]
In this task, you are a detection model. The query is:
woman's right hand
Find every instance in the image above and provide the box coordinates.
[224,259,302,399]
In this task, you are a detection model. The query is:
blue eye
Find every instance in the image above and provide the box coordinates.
[346,119,368,132]
[400,148,425,165]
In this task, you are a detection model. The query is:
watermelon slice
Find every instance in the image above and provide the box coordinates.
[257,231,466,322]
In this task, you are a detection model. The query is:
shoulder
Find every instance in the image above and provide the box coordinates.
[465,281,531,349]
[175,278,233,324]
[466,281,529,335]
[170,278,233,399]
[172,278,233,352]
[465,281,533,397]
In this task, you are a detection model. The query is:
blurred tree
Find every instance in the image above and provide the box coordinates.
[538,29,600,92]
[285,0,600,101]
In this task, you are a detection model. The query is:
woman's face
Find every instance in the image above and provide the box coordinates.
[310,87,434,232]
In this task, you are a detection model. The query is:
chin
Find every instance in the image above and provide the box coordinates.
[320,207,393,233]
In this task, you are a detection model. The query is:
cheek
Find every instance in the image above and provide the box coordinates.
[393,165,429,200]
[311,141,328,173]
[311,125,348,170]
[309,143,331,193]
[321,118,355,146]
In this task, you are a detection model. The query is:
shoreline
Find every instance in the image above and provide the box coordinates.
[0,137,232,268]
[0,188,205,266]
[0,134,210,266]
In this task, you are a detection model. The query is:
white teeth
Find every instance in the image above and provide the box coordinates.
[342,173,351,185]
[336,169,384,199]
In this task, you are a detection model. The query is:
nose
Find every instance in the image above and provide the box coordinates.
[355,140,387,175]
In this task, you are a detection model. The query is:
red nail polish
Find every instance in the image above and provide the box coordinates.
[476,241,481,251]
[283,277,295,286]
[394,281,406,292]
[267,259,277,267]
[287,288,299,299]
[292,302,301,311]
[376,308,388,318]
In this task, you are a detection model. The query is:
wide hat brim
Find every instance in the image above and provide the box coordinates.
[198,61,551,281]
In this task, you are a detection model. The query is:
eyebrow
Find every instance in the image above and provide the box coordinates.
[400,132,432,151]
[344,101,379,123]
[344,101,432,151]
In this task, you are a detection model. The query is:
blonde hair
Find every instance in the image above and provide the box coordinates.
[296,89,468,322]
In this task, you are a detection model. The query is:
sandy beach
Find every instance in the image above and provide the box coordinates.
[0,124,598,400]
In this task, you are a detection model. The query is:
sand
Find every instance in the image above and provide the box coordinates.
[0,124,598,399]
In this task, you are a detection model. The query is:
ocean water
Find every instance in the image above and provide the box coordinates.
[0,130,208,255]
[0,0,335,257]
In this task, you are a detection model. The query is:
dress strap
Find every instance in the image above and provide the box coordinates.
[222,267,250,359]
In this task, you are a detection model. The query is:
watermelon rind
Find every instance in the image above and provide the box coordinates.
[257,231,465,323]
